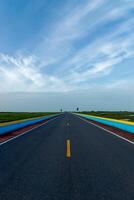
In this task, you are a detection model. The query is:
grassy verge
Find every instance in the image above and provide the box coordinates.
[0,112,58,123]
[79,111,134,122]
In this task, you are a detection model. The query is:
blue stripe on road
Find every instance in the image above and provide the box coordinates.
[0,114,59,136]
[76,114,134,134]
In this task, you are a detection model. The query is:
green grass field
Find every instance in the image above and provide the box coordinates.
[0,112,58,123]
[80,111,134,122]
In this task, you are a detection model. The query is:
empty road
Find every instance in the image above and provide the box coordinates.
[0,113,134,200]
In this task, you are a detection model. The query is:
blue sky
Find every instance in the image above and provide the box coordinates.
[0,0,134,111]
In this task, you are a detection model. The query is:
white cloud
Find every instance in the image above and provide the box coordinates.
[0,0,134,93]
[0,53,72,92]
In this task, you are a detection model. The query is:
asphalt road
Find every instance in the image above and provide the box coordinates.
[0,113,134,200]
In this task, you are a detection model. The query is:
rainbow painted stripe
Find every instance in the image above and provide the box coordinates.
[76,113,134,134]
[0,116,49,126]
[0,114,59,135]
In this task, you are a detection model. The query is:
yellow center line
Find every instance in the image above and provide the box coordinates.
[66,139,71,158]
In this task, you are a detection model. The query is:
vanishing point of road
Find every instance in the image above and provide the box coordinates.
[0,113,134,200]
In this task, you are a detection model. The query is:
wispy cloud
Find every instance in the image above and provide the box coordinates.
[0,0,134,93]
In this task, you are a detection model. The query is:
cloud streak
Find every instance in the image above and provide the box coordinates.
[0,0,134,93]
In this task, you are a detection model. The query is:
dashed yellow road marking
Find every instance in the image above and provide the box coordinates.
[66,139,71,158]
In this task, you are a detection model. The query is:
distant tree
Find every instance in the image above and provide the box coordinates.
[76,107,79,112]
[60,109,62,112]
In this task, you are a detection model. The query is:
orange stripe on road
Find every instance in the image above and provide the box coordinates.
[66,139,71,158]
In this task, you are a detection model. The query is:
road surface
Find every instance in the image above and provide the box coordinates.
[0,113,134,200]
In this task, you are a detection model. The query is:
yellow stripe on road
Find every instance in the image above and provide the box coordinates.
[66,139,71,158]
[0,116,47,126]
[76,113,134,126]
